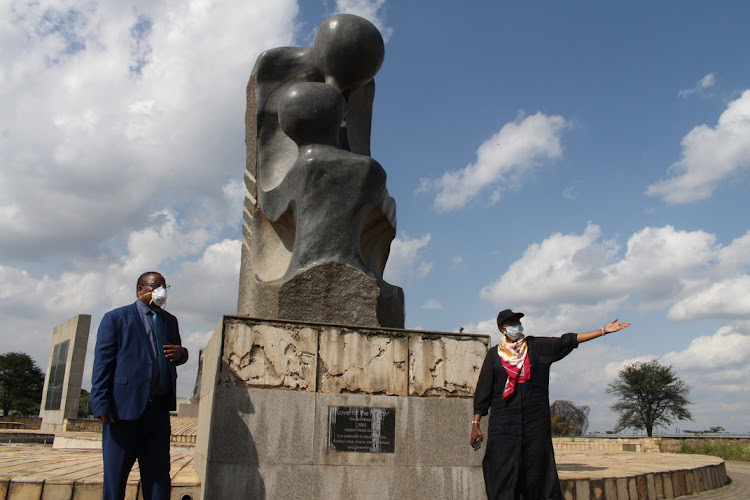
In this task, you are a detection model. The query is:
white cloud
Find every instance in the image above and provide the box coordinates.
[480,223,620,306]
[419,112,569,211]
[668,276,750,321]
[481,224,725,313]
[383,233,431,285]
[662,321,750,370]
[421,299,443,311]
[0,0,298,261]
[334,0,392,41]
[677,72,716,98]
[716,230,750,274]
[172,239,242,328]
[647,89,750,204]
[416,261,433,278]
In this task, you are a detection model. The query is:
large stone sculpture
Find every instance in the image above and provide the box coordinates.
[238,14,404,328]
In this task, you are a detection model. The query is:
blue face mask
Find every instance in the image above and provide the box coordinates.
[504,324,524,340]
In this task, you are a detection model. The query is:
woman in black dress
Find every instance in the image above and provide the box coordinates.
[470,309,630,500]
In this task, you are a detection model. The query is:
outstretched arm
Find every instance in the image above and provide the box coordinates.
[577,318,630,343]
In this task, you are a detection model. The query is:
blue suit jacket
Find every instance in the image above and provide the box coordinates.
[91,301,188,420]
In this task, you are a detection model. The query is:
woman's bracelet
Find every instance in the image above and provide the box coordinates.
[601,327,606,336]
[472,420,480,425]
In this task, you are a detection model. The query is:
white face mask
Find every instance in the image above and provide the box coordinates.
[150,286,168,308]
[504,324,524,340]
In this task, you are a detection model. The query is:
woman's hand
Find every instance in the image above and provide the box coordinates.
[578,318,631,343]
[604,318,631,334]
[470,423,483,446]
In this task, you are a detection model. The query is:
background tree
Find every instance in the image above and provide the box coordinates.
[550,400,590,436]
[606,359,692,437]
[78,388,92,418]
[0,352,45,416]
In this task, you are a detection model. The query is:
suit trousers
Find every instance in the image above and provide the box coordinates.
[102,398,172,500]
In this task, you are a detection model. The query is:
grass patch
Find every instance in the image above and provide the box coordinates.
[678,439,750,462]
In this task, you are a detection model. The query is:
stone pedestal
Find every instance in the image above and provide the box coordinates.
[39,315,91,431]
[194,316,490,500]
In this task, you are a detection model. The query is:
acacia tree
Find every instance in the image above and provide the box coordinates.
[0,352,45,416]
[78,389,92,418]
[606,360,692,437]
[550,400,590,436]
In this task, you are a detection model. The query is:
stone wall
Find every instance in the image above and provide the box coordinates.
[554,436,750,454]
[0,416,42,430]
[62,418,102,433]
[554,437,662,453]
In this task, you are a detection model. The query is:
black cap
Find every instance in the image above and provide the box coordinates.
[496,309,524,329]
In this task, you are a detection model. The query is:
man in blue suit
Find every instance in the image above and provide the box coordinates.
[91,271,188,500]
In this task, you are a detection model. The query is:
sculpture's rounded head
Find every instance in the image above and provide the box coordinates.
[278,82,347,146]
[310,14,384,91]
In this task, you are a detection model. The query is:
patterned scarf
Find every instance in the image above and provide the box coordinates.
[497,335,530,401]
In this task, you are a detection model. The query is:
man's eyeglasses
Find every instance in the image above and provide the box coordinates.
[142,283,170,290]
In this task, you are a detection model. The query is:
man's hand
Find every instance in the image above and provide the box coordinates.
[97,413,115,424]
[163,345,183,362]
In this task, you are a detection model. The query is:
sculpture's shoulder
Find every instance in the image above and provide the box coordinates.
[252,46,311,81]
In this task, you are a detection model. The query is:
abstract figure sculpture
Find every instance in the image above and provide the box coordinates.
[238,14,404,328]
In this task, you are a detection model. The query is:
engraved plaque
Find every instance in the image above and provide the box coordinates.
[45,339,70,411]
[328,406,396,453]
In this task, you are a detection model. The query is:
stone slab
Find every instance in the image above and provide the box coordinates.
[318,328,408,395]
[213,316,488,396]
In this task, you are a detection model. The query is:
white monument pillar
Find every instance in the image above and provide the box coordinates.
[39,314,91,431]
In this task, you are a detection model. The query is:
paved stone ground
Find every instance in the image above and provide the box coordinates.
[0,444,200,499]
[0,445,732,499]
[680,461,750,499]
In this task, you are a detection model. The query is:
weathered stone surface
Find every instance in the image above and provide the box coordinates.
[637,474,648,497]
[409,335,486,397]
[628,477,637,499]
[561,479,574,500]
[318,329,408,395]
[616,477,628,499]
[574,479,589,500]
[7,479,43,499]
[222,319,317,391]
[277,261,404,328]
[405,397,484,468]
[216,317,488,397]
[603,478,617,499]
[663,471,674,497]
[647,473,656,498]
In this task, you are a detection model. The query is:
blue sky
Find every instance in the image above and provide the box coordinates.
[2,0,749,433]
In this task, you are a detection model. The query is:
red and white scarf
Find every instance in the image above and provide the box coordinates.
[497,336,530,401]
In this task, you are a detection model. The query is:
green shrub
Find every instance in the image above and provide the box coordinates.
[678,439,750,462]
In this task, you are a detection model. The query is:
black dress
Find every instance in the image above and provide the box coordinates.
[473,333,578,500]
